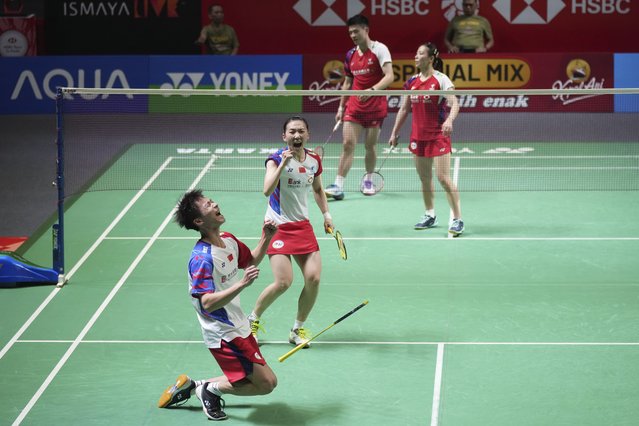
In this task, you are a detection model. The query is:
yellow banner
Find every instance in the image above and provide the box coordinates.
[391,58,531,89]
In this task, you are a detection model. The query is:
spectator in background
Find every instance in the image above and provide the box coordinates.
[196,4,239,55]
[444,0,494,53]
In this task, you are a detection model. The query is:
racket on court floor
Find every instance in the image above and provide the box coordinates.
[359,146,394,195]
[327,226,347,260]
[278,300,368,362]
[314,120,341,160]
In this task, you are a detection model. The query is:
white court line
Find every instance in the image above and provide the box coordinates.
[11,156,217,426]
[103,236,639,241]
[176,155,639,159]
[431,343,445,426]
[0,157,175,363]
[448,156,462,240]
[15,339,639,346]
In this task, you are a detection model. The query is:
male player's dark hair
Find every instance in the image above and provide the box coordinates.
[175,189,204,231]
[347,14,369,27]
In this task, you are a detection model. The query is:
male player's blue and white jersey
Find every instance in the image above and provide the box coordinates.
[188,233,253,348]
[265,148,323,225]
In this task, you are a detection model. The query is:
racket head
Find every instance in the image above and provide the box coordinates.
[314,145,325,160]
[360,172,384,195]
[333,230,348,260]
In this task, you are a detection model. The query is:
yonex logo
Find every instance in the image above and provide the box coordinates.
[293,0,365,26]
[493,0,566,24]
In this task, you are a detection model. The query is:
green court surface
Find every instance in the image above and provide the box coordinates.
[1,142,639,425]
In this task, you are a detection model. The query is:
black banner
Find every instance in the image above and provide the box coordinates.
[45,0,201,54]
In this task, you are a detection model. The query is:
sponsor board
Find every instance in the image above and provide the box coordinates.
[211,0,637,54]
[0,56,149,114]
[148,55,303,113]
[0,15,37,56]
[0,55,304,114]
[303,53,614,113]
[613,53,639,112]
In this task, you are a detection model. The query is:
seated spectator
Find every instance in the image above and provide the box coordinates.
[196,4,239,55]
[444,0,494,53]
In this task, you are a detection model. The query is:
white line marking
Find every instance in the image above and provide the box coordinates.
[431,343,445,426]
[0,157,176,363]
[448,156,461,239]
[103,236,639,241]
[14,340,639,346]
[11,156,217,426]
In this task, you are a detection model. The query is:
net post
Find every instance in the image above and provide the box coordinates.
[54,88,67,287]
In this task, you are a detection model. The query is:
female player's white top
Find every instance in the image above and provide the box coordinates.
[264,148,323,225]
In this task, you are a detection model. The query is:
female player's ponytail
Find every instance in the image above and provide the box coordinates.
[425,42,444,72]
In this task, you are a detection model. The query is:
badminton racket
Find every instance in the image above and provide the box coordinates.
[314,120,341,160]
[359,146,394,195]
[326,226,347,260]
[278,300,369,362]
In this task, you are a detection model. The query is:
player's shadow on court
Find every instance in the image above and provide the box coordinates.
[239,401,342,425]
[178,401,341,424]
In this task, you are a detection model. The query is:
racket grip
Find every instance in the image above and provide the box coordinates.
[333,120,341,132]
[278,342,307,362]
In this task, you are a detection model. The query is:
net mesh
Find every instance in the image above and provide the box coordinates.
[58,88,639,199]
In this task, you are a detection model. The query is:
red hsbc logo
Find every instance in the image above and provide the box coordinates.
[493,0,566,24]
[293,0,365,26]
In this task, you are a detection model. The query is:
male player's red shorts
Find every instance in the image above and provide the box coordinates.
[209,334,266,383]
[409,135,452,158]
[267,220,319,255]
[343,109,385,129]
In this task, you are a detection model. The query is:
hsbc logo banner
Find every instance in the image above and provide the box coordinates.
[493,0,566,24]
[222,0,637,54]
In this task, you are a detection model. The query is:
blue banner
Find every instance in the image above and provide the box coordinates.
[614,54,639,113]
[0,55,303,114]
[0,56,149,114]
[148,55,303,113]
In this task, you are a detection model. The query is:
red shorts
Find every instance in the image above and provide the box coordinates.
[209,334,266,383]
[343,109,385,129]
[267,220,319,255]
[409,135,451,158]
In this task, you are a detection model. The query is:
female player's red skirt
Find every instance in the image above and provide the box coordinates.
[409,134,452,157]
[267,220,319,255]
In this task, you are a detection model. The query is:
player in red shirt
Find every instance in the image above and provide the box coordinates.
[388,42,464,236]
[325,14,394,200]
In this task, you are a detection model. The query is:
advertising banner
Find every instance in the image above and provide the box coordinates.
[0,56,149,114]
[44,0,202,54]
[0,14,36,56]
[614,53,639,113]
[303,52,614,113]
[0,55,303,114]
[148,55,303,113]
[211,0,637,55]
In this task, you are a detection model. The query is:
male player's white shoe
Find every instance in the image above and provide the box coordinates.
[288,328,311,348]
[325,184,345,200]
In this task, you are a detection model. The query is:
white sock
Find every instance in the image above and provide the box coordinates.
[365,173,373,181]
[206,381,223,396]
[426,209,435,217]
[293,320,305,330]
[334,175,344,189]
[247,311,259,322]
